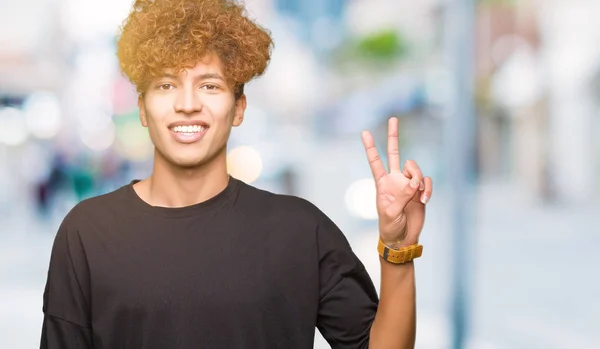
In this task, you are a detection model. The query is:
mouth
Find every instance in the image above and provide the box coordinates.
[168,123,209,144]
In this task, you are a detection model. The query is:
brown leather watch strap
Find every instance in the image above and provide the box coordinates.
[377,238,423,264]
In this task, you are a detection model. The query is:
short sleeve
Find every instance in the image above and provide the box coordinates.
[40,214,93,348]
[315,210,379,348]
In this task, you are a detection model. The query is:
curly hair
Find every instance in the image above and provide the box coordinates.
[116,0,273,98]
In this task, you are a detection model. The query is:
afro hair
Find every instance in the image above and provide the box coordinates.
[116,0,274,98]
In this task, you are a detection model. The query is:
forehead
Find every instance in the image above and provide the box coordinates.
[163,52,226,78]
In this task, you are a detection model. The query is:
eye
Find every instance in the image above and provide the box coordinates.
[201,84,219,91]
[157,83,174,90]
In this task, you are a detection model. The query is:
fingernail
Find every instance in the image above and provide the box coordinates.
[421,195,429,204]
[410,178,419,188]
[419,181,425,191]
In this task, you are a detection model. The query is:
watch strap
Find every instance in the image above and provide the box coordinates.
[377,238,423,264]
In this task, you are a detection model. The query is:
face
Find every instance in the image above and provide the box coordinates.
[138,53,246,170]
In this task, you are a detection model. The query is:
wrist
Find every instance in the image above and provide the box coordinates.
[380,236,417,249]
[380,239,403,249]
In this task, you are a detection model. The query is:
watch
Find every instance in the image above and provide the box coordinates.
[377,237,423,264]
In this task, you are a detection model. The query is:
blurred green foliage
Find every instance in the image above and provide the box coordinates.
[355,29,407,61]
[331,29,409,70]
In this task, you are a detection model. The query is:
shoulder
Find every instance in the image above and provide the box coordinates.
[236,179,327,224]
[48,184,128,259]
[60,183,130,231]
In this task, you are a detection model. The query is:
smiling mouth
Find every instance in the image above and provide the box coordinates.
[170,125,207,134]
[169,125,209,144]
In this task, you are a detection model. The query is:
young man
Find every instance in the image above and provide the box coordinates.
[40,0,433,348]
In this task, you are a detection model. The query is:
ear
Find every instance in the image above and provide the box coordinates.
[138,95,148,127]
[232,94,247,127]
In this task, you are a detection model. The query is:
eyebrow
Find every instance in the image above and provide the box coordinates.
[161,73,225,81]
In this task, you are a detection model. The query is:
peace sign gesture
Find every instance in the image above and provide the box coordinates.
[361,117,433,248]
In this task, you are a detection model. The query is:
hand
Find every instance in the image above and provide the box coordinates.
[361,117,433,248]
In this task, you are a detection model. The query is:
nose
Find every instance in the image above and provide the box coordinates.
[174,87,202,115]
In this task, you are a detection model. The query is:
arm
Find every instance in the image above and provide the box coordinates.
[368,261,416,349]
[361,117,433,349]
[312,201,422,349]
[41,314,94,348]
[40,213,93,349]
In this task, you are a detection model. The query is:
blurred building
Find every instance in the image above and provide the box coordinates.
[475,0,600,204]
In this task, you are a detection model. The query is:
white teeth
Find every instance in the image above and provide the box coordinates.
[172,125,205,133]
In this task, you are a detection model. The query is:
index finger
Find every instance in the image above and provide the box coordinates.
[361,130,387,182]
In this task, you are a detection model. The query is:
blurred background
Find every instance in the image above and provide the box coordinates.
[1,0,599,348]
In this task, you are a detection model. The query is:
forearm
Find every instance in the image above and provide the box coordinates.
[368,259,416,349]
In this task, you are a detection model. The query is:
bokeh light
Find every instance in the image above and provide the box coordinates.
[22,92,63,139]
[227,145,263,184]
[345,178,378,220]
[0,107,29,146]
[79,121,116,152]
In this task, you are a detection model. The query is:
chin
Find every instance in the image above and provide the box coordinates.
[156,144,224,170]
[170,156,208,169]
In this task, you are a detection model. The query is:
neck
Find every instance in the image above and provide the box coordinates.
[136,148,230,208]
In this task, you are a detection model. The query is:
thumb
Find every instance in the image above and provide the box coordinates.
[385,177,421,217]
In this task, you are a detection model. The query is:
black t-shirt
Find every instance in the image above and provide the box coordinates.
[40,176,379,348]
